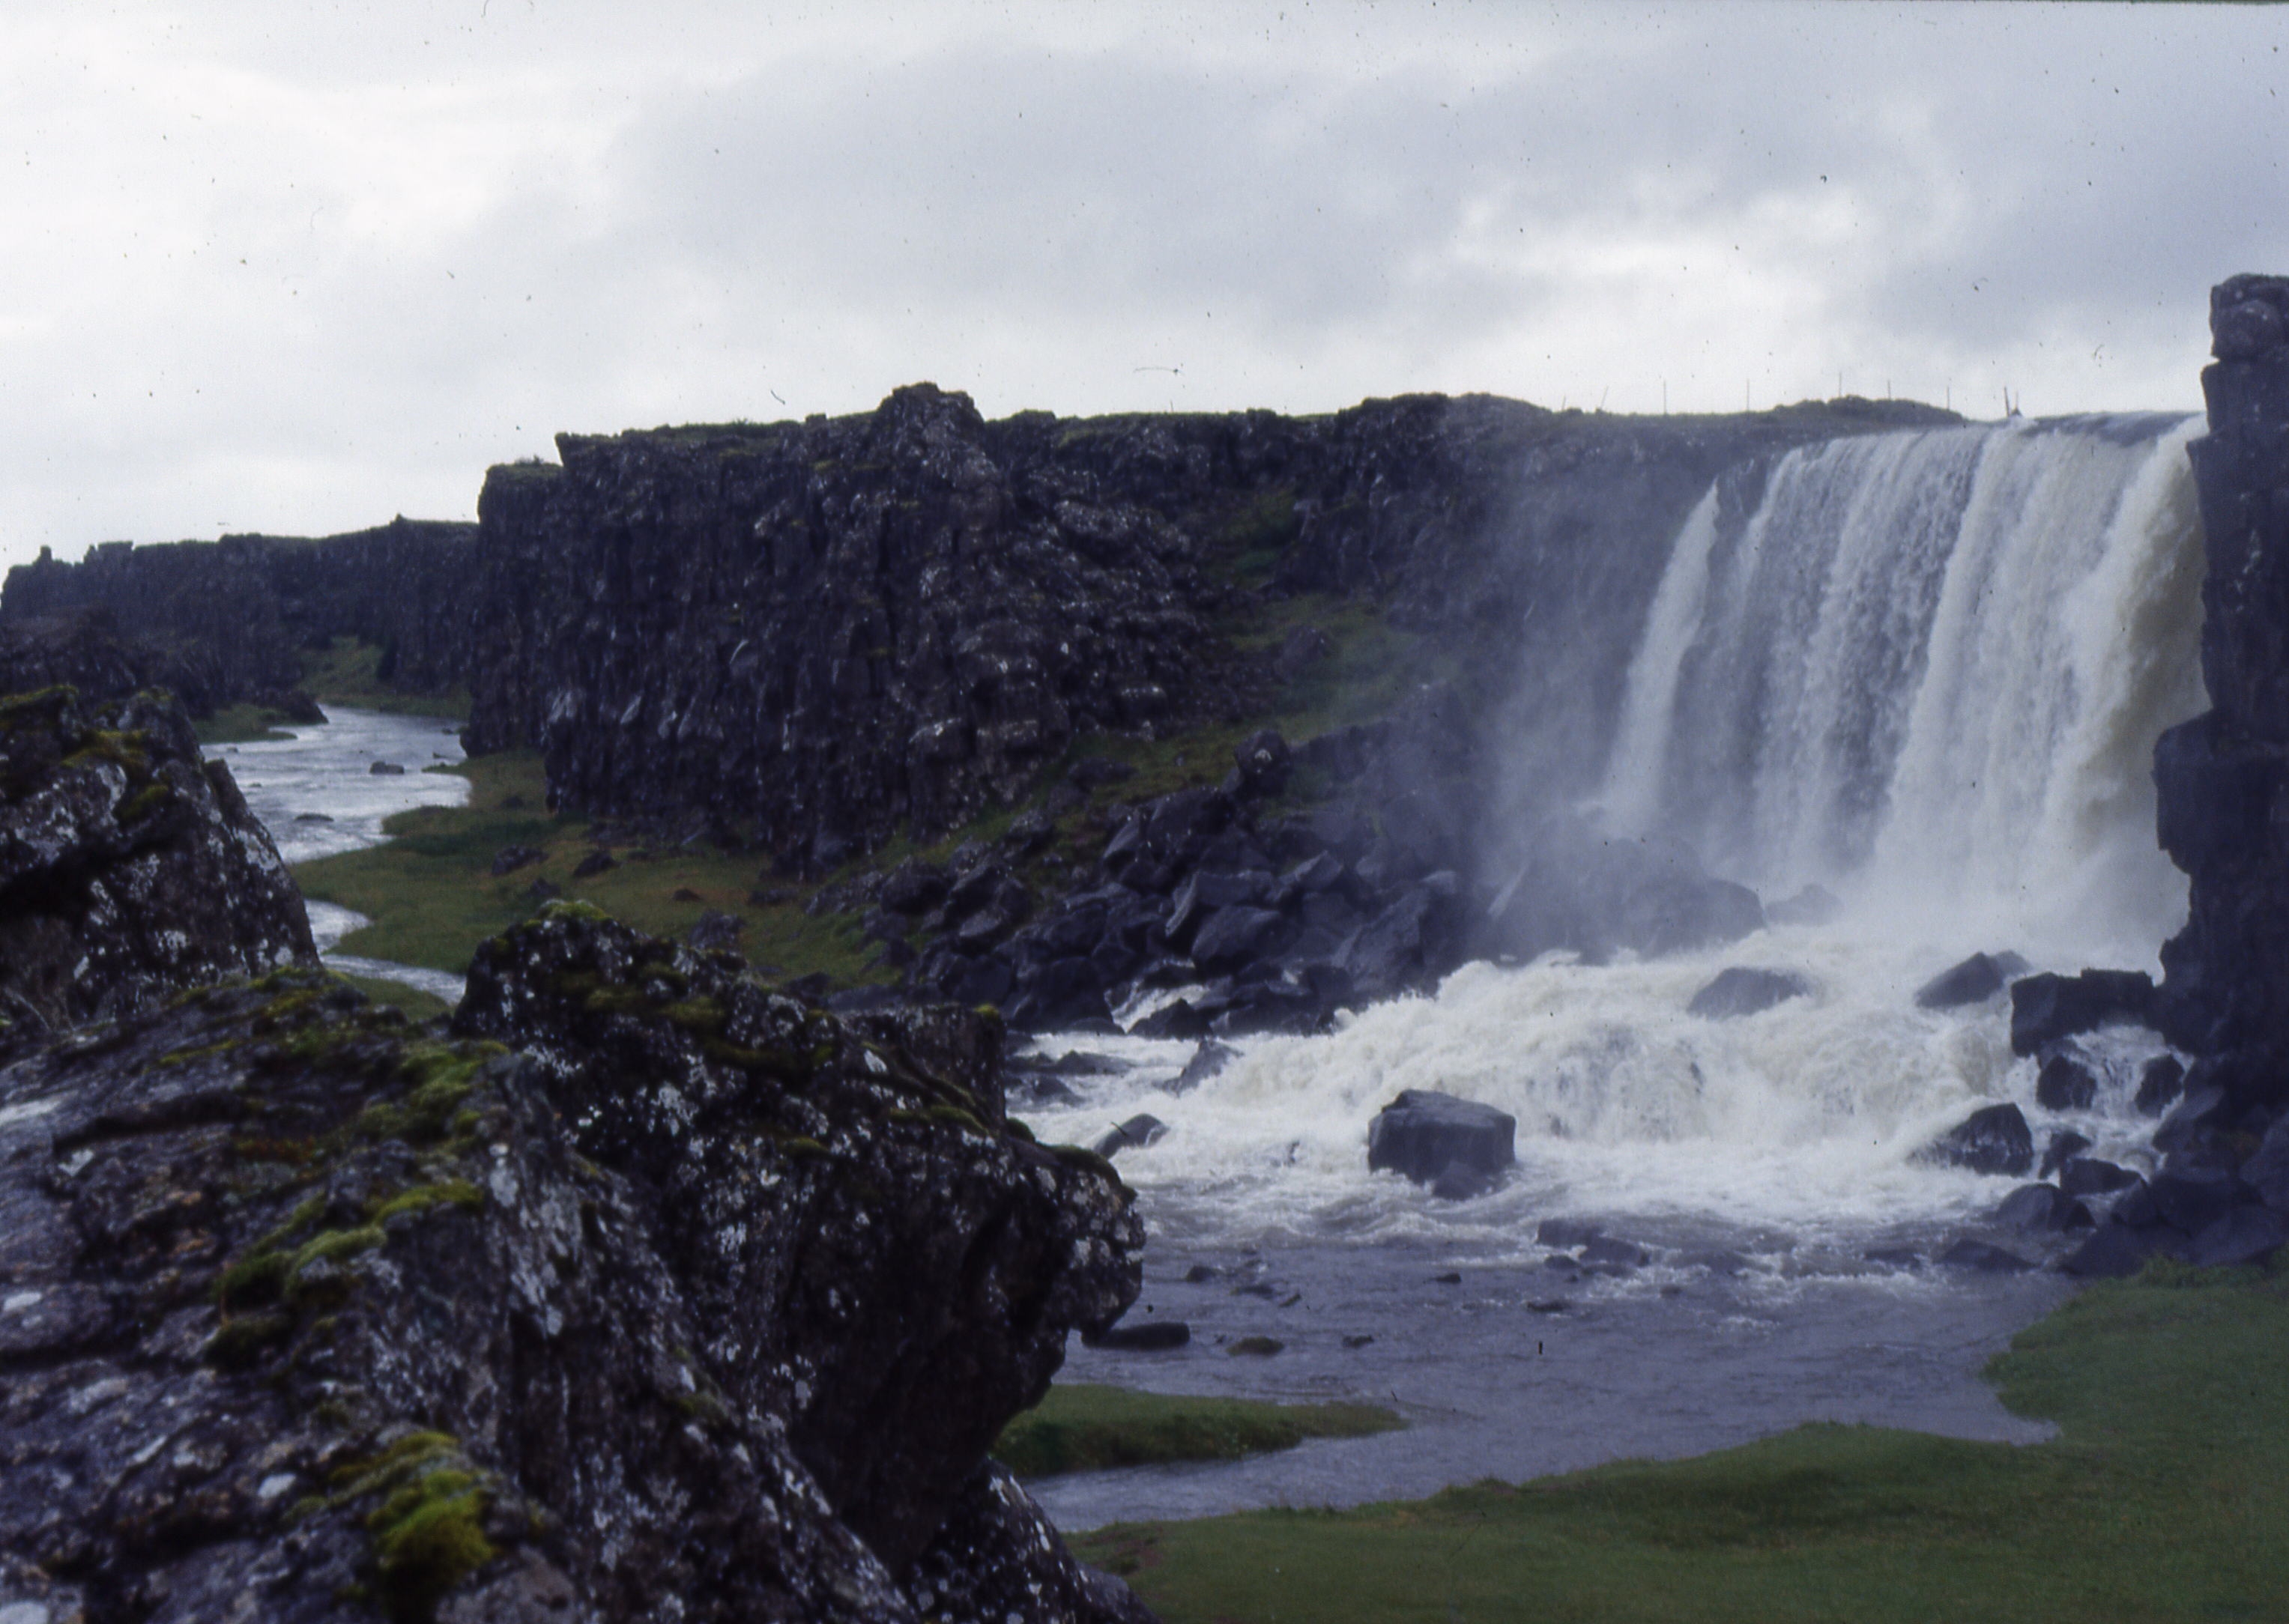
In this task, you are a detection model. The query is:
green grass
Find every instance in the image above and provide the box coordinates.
[1077,1263,2289,1623]
[194,702,303,745]
[992,1384,1404,1479]
[293,752,886,981]
[335,974,453,1022]
[302,636,471,721]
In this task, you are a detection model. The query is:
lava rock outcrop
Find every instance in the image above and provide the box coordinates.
[0,673,312,1049]
[0,906,1151,1623]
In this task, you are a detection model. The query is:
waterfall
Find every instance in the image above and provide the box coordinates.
[1018,413,2211,1244]
[1599,413,2207,963]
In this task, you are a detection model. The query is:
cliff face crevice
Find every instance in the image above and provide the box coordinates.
[2154,274,2289,1110]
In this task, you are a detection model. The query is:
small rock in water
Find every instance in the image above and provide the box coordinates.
[1430,1162,1499,1201]
[1227,1336,1284,1357]
[368,760,405,775]
[293,812,334,823]
[2039,1130,2093,1178]
[1169,1038,1238,1095]
[2036,1049,2099,1111]
[1090,1114,1169,1158]
[1342,1333,1375,1348]
[1917,1103,2034,1178]
[1913,951,2029,1011]
[1182,1264,1221,1282]
[1083,1321,1191,1352]
[1687,966,1810,1019]
[1536,1217,1603,1249]
[2135,1055,2186,1115]
[1431,1271,1463,1285]
[1989,1183,2092,1232]
[1579,1237,1649,1268]
[1526,1299,1569,1314]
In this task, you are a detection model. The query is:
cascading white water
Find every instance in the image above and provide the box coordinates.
[1026,414,2210,1246]
[1601,413,2208,963]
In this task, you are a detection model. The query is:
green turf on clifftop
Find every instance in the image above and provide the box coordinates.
[1075,1261,2289,1623]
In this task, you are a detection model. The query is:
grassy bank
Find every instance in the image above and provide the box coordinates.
[993,1384,1403,1479]
[1076,1263,2289,1623]
[292,752,885,978]
[194,701,303,745]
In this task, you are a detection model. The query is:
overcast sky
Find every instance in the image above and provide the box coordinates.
[1,1,2283,565]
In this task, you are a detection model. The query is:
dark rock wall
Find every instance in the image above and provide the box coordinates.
[2154,274,2289,1109]
[1,516,481,711]
[462,386,1954,857]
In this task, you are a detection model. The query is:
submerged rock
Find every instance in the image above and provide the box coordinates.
[2009,969,2154,1057]
[1687,966,1810,1019]
[1913,951,2029,1011]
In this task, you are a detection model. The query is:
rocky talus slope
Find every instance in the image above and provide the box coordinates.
[0,658,313,1052]
[0,905,1151,1623]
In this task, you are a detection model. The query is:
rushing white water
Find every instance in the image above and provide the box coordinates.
[1601,413,2207,963]
[1041,413,2207,1250]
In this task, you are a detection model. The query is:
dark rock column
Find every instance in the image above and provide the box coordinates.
[2155,275,2289,1110]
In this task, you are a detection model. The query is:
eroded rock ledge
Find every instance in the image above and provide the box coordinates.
[0,906,1149,1623]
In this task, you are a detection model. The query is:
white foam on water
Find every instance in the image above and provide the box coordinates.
[1035,413,2208,1252]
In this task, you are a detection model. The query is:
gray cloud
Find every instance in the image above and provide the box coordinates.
[1,1,2283,566]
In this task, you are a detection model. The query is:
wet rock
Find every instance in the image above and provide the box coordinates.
[688,909,746,951]
[2008,969,2154,1057]
[1536,1217,1603,1249]
[1430,1163,1499,1201]
[1687,966,1810,1019]
[1579,1237,1650,1268]
[2039,1130,2093,1178]
[1082,1321,1191,1352]
[1227,1336,1284,1357]
[491,844,546,876]
[1128,999,1209,1041]
[1487,813,1765,965]
[1170,1038,1238,1094]
[1990,1183,2093,1232]
[1938,1237,2036,1271]
[2181,1205,2288,1269]
[2135,1054,2186,1115]
[2062,1220,2177,1278]
[293,810,334,822]
[2148,1166,2243,1235]
[1190,905,1292,975]
[1914,951,2030,1011]
[1367,1090,1517,1186]
[2060,1157,2142,1198]
[1918,1103,2034,1178]
[1164,869,1272,947]
[2035,1049,2099,1111]
[1090,1114,1170,1158]
[367,760,405,775]
[2153,1084,2231,1156]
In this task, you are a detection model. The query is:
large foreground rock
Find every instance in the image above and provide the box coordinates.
[1367,1089,1517,1189]
[0,906,1149,1622]
[0,679,312,1047]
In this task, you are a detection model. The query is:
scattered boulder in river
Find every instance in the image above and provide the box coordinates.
[1170,1037,1238,1094]
[2060,1157,2142,1198]
[1914,950,2030,1011]
[367,759,405,774]
[1367,1089,1516,1190]
[1938,1237,2037,1272]
[1687,966,1810,1019]
[2039,1130,2093,1178]
[2009,969,2154,1056]
[1989,1183,2093,1232]
[1083,1320,1192,1352]
[1918,1103,2034,1178]
[2135,1054,2186,1115]
[1091,1114,1170,1158]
